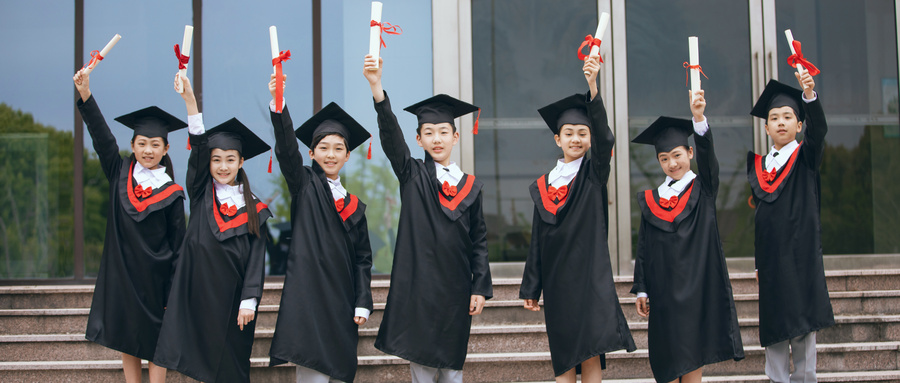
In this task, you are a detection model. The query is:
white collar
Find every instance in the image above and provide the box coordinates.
[213,179,246,209]
[548,156,583,187]
[435,162,464,185]
[327,176,347,201]
[133,161,172,189]
[766,140,799,170]
[658,170,696,199]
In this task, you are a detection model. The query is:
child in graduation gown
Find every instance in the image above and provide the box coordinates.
[364,55,493,383]
[265,73,374,383]
[153,76,271,383]
[630,91,744,383]
[749,73,834,382]
[73,69,186,383]
[519,54,635,383]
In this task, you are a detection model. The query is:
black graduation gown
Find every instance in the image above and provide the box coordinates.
[631,129,744,383]
[77,96,186,361]
[371,92,493,370]
[153,132,271,383]
[267,105,374,382]
[748,98,834,347]
[520,92,636,377]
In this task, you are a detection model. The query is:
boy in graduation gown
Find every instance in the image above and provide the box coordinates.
[363,55,493,382]
[154,76,271,383]
[74,69,187,383]
[748,73,834,382]
[265,73,374,383]
[630,91,744,383]
[520,54,635,382]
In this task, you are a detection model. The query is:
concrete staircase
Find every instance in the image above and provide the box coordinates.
[2,270,900,382]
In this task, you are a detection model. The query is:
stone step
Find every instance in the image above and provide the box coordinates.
[4,269,900,310]
[1,342,897,382]
[524,370,900,383]
[4,315,898,361]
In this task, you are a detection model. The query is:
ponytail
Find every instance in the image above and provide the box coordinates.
[238,168,261,237]
[161,154,175,180]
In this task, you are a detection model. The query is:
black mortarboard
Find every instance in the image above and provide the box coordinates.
[403,94,480,129]
[750,79,805,122]
[295,102,371,152]
[114,106,187,140]
[632,116,694,154]
[205,118,270,160]
[537,94,591,135]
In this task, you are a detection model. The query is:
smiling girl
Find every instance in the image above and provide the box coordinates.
[74,69,187,383]
[153,75,271,383]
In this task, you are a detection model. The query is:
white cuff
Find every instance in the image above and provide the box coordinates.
[239,298,258,312]
[354,307,370,320]
[692,116,709,136]
[801,91,817,103]
[188,113,205,135]
[636,292,648,299]
[269,98,286,113]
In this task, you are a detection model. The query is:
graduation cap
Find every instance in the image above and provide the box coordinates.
[403,94,482,134]
[750,79,805,122]
[537,94,591,135]
[295,102,372,158]
[632,116,694,154]
[205,118,271,160]
[114,106,187,140]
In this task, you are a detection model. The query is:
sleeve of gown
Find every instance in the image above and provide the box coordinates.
[801,95,828,170]
[630,219,649,295]
[519,210,543,300]
[694,127,719,196]
[185,131,210,200]
[585,91,615,185]
[373,91,416,185]
[77,95,122,180]
[353,215,375,311]
[241,226,267,302]
[468,192,493,299]
[164,199,186,306]
[271,104,309,196]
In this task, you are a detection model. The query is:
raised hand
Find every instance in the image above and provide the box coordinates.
[73,69,91,102]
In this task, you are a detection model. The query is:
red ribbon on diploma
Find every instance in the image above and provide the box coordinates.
[173,44,190,70]
[787,40,820,77]
[682,62,709,87]
[577,35,604,62]
[370,20,403,48]
[272,50,291,113]
[82,50,104,70]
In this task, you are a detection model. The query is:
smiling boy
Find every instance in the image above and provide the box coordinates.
[364,55,492,383]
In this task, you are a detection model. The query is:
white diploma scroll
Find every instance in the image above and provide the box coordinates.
[175,25,194,94]
[583,12,609,75]
[270,26,280,75]
[368,1,384,70]
[688,36,701,100]
[785,29,808,80]
[84,34,122,75]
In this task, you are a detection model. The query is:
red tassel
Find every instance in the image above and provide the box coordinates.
[473,108,481,135]
[366,136,372,160]
[267,149,273,173]
[186,139,191,150]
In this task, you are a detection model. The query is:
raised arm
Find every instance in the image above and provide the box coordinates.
[796,72,827,169]
[74,69,122,180]
[365,56,415,184]
[178,75,210,199]
[690,90,719,195]
[585,91,614,184]
[268,73,309,196]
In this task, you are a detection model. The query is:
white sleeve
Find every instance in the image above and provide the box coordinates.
[354,307,371,320]
[636,292,648,299]
[239,297,258,312]
[801,91,818,103]
[269,98,287,112]
[692,116,709,136]
[188,113,205,135]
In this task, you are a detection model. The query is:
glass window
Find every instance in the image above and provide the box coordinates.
[0,2,76,278]
[776,0,900,254]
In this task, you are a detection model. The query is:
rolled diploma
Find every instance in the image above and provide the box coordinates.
[589,12,610,57]
[175,26,194,94]
[689,36,701,98]
[368,2,383,70]
[784,29,807,76]
[270,26,280,75]
[84,34,121,74]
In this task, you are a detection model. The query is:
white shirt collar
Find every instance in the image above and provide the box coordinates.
[327,176,347,201]
[435,162,464,186]
[213,179,246,209]
[765,140,799,171]
[658,170,696,200]
[133,161,172,189]
[547,156,583,188]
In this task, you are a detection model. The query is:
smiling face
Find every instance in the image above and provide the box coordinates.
[554,124,591,163]
[416,122,458,166]
[130,135,169,170]
[765,106,803,150]
[210,148,244,186]
[657,146,694,180]
[308,134,349,180]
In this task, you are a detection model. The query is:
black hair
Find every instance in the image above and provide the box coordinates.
[416,122,457,135]
[311,132,349,149]
[130,136,175,179]
[237,168,261,237]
